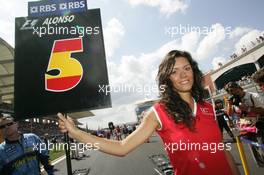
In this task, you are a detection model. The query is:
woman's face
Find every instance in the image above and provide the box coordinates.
[169,57,194,93]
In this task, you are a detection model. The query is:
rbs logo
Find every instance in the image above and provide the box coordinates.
[45,38,83,92]
[29,0,86,14]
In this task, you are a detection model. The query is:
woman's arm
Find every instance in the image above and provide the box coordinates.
[224,150,241,175]
[58,110,160,157]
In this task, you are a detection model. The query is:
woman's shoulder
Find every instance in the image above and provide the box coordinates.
[153,101,165,109]
[151,102,166,131]
[153,102,169,116]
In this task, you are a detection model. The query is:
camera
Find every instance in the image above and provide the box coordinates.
[228,95,241,107]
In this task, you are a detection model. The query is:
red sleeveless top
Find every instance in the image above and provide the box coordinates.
[153,101,233,175]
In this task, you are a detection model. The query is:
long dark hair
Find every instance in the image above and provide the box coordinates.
[157,50,205,130]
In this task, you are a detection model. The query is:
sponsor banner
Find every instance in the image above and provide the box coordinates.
[28,0,87,17]
[15,9,111,120]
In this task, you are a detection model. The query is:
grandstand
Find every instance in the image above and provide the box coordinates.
[203,37,264,100]
[134,99,159,122]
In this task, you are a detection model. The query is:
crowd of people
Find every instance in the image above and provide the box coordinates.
[94,123,137,141]
[215,75,254,95]
[230,34,264,59]
[18,120,60,138]
[213,68,264,167]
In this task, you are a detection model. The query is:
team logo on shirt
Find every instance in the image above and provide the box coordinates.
[200,107,213,116]
[5,145,17,155]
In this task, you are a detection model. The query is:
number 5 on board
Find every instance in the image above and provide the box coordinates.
[45,38,83,92]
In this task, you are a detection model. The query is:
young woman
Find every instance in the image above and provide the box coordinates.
[58,50,240,175]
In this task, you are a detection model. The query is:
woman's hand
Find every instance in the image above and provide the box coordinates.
[57,113,79,138]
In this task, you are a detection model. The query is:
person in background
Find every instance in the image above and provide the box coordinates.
[0,115,54,175]
[225,81,264,117]
[43,133,49,149]
[214,99,236,142]
[115,125,122,141]
[122,124,129,139]
[251,68,264,131]
[252,67,264,92]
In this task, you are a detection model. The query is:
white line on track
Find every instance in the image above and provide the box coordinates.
[154,168,163,175]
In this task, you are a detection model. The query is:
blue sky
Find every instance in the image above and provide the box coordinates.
[87,0,264,73]
[0,0,263,129]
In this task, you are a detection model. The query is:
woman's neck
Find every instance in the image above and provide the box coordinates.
[179,92,193,104]
[179,92,194,111]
